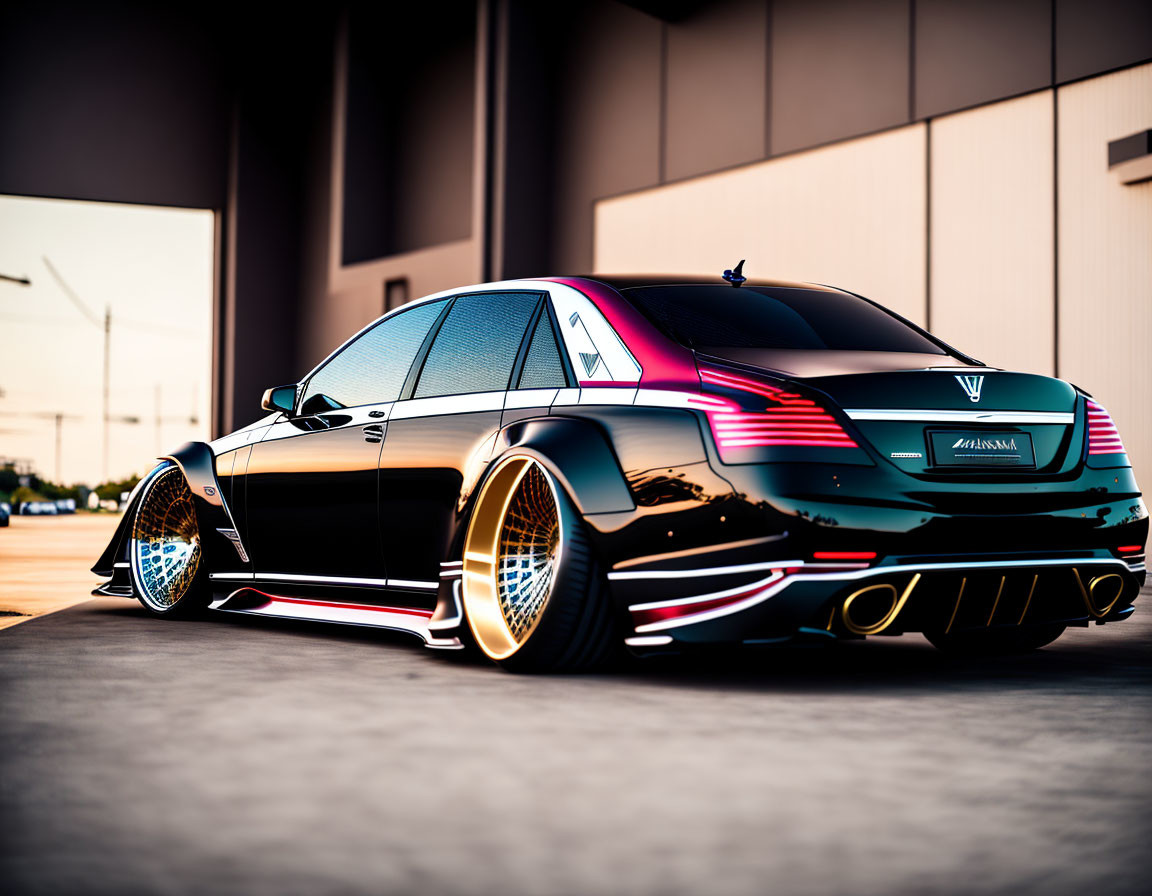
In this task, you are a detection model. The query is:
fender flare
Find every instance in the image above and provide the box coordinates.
[492,417,635,516]
[428,416,633,635]
[91,442,241,579]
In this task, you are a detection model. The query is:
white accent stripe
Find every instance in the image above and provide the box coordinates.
[631,556,1137,633]
[389,392,504,419]
[389,579,440,591]
[579,387,637,405]
[630,571,788,613]
[209,572,438,591]
[427,580,464,631]
[504,388,559,409]
[632,389,733,411]
[845,409,1074,424]
[625,635,673,647]
[609,559,806,581]
[258,572,389,587]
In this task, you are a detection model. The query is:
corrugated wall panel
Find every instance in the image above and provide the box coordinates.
[930,91,1055,375]
[594,125,928,326]
[1057,62,1152,483]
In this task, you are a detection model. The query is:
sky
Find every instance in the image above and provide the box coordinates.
[0,195,213,486]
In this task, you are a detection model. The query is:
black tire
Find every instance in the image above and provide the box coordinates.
[924,623,1066,656]
[129,464,209,618]
[461,456,616,673]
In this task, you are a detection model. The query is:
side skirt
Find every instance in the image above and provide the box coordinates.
[209,587,463,649]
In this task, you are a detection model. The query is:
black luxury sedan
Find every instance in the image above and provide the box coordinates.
[93,272,1147,671]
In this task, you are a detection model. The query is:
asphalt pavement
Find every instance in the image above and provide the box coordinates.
[2,585,1150,896]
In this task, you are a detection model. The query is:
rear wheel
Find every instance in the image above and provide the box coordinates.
[461,456,615,673]
[924,623,1066,655]
[129,465,207,617]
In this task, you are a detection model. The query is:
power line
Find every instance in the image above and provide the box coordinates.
[42,256,103,327]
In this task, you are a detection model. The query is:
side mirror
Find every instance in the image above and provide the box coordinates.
[261,384,297,415]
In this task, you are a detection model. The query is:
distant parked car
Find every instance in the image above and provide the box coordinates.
[20,501,58,516]
[0,504,9,527]
[54,498,76,514]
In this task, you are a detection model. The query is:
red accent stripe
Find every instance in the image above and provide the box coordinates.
[579,380,639,388]
[630,568,799,629]
[237,589,433,618]
[812,551,877,560]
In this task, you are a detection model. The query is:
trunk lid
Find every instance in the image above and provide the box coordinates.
[697,350,1080,476]
[805,368,1079,475]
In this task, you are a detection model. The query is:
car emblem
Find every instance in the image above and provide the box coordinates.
[955,374,984,403]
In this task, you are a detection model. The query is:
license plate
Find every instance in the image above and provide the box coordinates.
[928,430,1035,467]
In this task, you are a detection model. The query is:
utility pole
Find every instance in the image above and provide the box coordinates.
[103,305,111,481]
[0,411,80,482]
[54,413,63,482]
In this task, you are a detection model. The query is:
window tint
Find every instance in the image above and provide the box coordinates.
[302,299,447,409]
[623,286,944,354]
[414,292,540,398]
[517,313,568,389]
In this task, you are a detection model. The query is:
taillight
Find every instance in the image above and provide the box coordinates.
[1086,399,1127,458]
[698,367,863,462]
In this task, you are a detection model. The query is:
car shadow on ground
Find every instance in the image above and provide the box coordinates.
[92,597,1152,696]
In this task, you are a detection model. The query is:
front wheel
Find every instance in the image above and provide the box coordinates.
[924,623,1066,656]
[129,464,208,617]
[461,456,615,673]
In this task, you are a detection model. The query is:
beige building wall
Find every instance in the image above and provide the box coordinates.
[593,65,1150,481]
[594,125,929,326]
[1057,62,1152,484]
[929,91,1055,375]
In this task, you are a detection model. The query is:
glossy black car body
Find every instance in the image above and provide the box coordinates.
[94,275,1147,669]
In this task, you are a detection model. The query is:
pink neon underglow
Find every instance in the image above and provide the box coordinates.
[698,366,858,453]
[1086,399,1126,456]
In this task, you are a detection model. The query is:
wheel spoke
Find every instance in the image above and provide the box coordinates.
[131,468,200,610]
[496,465,558,642]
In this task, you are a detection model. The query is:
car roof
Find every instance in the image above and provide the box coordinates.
[581,275,844,293]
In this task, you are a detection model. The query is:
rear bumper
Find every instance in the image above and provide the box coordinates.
[614,552,1145,650]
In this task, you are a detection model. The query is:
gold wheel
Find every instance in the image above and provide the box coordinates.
[463,457,563,661]
[131,466,202,612]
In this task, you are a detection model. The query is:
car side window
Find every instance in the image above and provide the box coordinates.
[301,299,448,410]
[516,311,569,389]
[413,292,540,398]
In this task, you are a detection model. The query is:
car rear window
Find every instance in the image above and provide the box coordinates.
[621,285,944,354]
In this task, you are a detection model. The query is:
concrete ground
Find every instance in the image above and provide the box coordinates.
[1,516,1149,896]
[0,513,121,630]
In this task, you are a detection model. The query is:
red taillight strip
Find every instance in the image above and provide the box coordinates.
[1086,400,1126,455]
[698,367,859,452]
[1117,545,1144,554]
[813,551,878,560]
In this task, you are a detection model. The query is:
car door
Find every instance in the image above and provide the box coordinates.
[244,299,449,583]
[377,291,543,587]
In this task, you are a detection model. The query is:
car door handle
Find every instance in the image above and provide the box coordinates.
[363,424,384,443]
